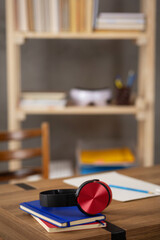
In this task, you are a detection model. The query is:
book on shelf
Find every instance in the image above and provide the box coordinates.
[20,92,67,109]
[60,0,70,32]
[32,0,44,32]
[92,0,99,29]
[33,215,106,232]
[79,0,85,32]
[15,0,99,33]
[79,165,131,175]
[21,92,66,100]
[96,24,145,31]
[96,13,145,31]
[43,0,50,32]
[49,0,59,32]
[15,0,28,32]
[80,148,135,165]
[27,0,34,31]
[20,99,67,109]
[76,141,136,174]
[70,0,77,32]
[20,200,106,227]
[85,0,93,32]
[99,13,145,23]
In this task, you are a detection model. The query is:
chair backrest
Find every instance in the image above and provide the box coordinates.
[0,122,50,181]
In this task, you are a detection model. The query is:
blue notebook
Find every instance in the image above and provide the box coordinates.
[20,200,106,227]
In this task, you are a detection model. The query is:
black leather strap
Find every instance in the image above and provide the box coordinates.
[40,189,77,207]
[104,221,126,240]
[15,183,36,190]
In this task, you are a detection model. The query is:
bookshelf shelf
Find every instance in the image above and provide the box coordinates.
[18,105,137,116]
[6,0,156,169]
[15,30,146,41]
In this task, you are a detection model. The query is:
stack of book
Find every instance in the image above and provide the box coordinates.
[20,200,106,232]
[15,0,99,33]
[96,13,145,31]
[20,92,67,110]
[76,143,136,174]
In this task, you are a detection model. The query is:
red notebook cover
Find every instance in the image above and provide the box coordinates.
[33,215,106,233]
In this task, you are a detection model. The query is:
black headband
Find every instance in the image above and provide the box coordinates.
[40,189,77,207]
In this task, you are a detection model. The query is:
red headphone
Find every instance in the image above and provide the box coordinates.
[40,179,112,215]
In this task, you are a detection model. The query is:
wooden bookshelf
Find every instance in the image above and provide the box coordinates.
[6,0,156,169]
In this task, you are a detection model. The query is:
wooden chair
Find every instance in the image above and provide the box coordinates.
[0,122,50,182]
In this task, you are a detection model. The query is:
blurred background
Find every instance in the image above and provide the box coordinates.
[0,0,159,179]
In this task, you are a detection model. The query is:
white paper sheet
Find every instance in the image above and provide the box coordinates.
[63,172,160,202]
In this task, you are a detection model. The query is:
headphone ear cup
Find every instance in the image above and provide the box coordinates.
[76,180,112,215]
[98,181,112,207]
[76,179,99,197]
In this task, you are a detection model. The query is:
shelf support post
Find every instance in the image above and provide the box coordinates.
[137,0,156,166]
[6,0,22,170]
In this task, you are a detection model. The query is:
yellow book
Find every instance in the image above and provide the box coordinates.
[85,0,93,32]
[80,148,135,165]
[80,0,85,32]
[70,0,77,32]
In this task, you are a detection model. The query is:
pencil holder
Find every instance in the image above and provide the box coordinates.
[115,87,131,105]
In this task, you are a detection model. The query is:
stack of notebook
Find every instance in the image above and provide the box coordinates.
[96,13,145,31]
[20,92,67,110]
[20,200,106,232]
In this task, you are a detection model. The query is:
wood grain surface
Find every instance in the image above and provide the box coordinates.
[0,166,160,240]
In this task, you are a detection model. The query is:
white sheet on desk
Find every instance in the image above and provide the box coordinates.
[63,171,160,202]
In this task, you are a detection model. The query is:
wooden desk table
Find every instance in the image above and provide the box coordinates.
[0,166,160,240]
